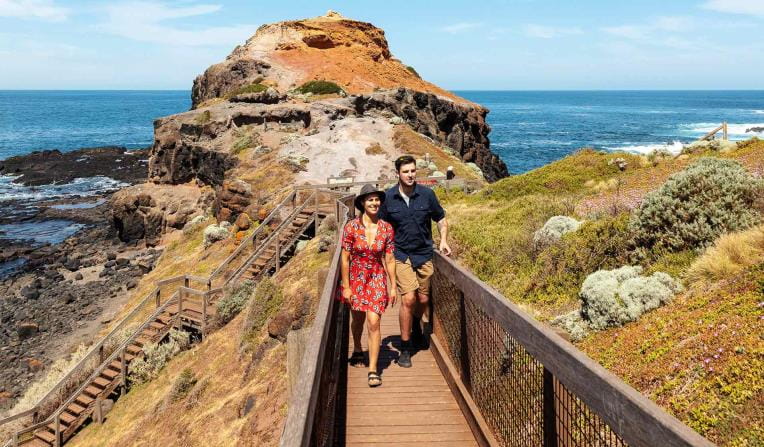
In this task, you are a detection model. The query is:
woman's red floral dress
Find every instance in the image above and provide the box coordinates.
[339,217,394,314]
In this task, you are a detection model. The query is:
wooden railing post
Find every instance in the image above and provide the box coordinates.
[275,238,281,274]
[95,397,103,424]
[314,191,320,226]
[98,344,104,363]
[155,288,160,308]
[543,368,558,447]
[54,411,60,447]
[184,276,190,288]
[723,121,728,140]
[202,294,208,340]
[177,290,184,330]
[13,431,18,447]
[121,347,127,395]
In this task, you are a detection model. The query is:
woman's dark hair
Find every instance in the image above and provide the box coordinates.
[395,155,416,172]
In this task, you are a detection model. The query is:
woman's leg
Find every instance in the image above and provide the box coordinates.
[366,311,382,373]
[350,309,366,354]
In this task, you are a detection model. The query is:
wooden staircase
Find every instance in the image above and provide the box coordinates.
[7,191,331,447]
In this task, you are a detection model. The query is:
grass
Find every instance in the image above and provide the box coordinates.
[686,225,764,284]
[294,80,343,95]
[224,83,268,99]
[392,125,484,182]
[67,238,332,447]
[441,140,764,444]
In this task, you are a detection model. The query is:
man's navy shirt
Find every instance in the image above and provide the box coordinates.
[379,183,445,268]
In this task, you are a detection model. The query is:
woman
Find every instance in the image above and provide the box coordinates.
[340,184,396,387]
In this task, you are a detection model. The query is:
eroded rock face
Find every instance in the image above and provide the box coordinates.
[215,179,253,223]
[347,88,509,181]
[111,184,202,245]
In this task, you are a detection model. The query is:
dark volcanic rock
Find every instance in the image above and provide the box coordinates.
[348,88,509,181]
[229,88,285,105]
[0,147,148,186]
[192,59,273,109]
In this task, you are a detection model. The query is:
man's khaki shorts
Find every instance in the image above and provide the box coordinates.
[396,259,434,296]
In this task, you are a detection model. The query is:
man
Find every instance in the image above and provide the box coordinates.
[379,155,451,368]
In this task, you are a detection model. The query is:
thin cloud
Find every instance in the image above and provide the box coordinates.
[440,22,481,34]
[602,16,697,41]
[523,24,583,39]
[98,1,255,46]
[0,0,68,22]
[702,0,764,17]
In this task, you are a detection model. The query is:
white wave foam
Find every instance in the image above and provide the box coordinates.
[0,175,128,202]
[681,122,764,138]
[605,140,685,155]
[754,110,764,115]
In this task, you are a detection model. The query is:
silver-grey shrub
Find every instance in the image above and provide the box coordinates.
[533,215,582,247]
[579,266,683,330]
[128,329,190,385]
[216,280,256,324]
[630,157,762,251]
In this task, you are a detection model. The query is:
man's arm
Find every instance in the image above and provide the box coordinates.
[437,218,451,256]
[430,190,451,256]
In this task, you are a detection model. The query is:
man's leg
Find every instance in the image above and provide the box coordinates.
[396,259,419,368]
[399,291,416,344]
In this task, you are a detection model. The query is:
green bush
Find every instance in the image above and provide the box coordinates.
[225,83,267,99]
[630,157,762,251]
[128,329,190,385]
[217,280,256,324]
[240,278,284,347]
[169,368,197,402]
[406,65,420,78]
[533,215,582,247]
[528,214,633,304]
[295,80,343,95]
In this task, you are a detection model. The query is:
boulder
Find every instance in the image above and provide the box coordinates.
[16,322,39,340]
[20,286,39,300]
[268,312,293,342]
[234,213,252,231]
[215,179,253,223]
[64,257,80,271]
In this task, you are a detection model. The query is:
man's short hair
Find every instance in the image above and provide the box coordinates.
[395,155,416,172]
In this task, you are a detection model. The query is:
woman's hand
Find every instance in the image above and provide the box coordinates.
[388,288,397,307]
[342,287,352,300]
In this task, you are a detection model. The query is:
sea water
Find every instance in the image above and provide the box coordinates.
[1,90,762,175]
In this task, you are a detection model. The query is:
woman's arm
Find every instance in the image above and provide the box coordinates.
[341,248,352,300]
[384,250,397,307]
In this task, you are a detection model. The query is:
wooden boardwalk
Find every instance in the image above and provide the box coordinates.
[344,304,478,446]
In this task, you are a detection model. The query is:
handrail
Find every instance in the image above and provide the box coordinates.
[280,194,353,446]
[698,122,728,141]
[1,185,324,445]
[227,191,319,286]
[293,176,474,191]
[431,253,713,447]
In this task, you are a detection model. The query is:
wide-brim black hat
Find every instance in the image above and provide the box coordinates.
[354,184,385,212]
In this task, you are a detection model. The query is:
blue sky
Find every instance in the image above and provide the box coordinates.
[1,0,762,90]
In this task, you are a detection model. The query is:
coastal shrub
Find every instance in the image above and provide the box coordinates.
[406,65,421,78]
[240,278,284,348]
[686,225,764,283]
[528,214,633,305]
[203,223,230,248]
[485,149,642,201]
[579,266,682,330]
[630,158,763,251]
[532,215,582,247]
[128,329,190,385]
[295,80,343,95]
[169,368,197,403]
[194,110,211,125]
[224,83,267,99]
[217,280,256,325]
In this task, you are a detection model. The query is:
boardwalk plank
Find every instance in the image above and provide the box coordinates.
[343,304,477,444]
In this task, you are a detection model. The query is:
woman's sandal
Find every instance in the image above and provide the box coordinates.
[348,351,366,367]
[368,371,382,387]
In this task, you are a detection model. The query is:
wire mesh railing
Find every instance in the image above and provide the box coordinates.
[430,253,713,447]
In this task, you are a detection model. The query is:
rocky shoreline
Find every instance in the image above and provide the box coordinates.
[0,147,159,410]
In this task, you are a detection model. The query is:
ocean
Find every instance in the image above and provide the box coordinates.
[1,90,763,175]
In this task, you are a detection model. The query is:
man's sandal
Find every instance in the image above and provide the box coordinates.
[367,371,382,387]
[348,351,366,367]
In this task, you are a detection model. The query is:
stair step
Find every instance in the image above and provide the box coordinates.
[93,377,111,388]
[59,412,77,425]
[66,402,86,415]
[25,437,51,447]
[149,321,166,331]
[35,431,56,444]
[83,386,102,398]
[101,368,119,380]
[107,360,122,372]
[126,344,142,355]
[75,393,94,407]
